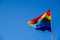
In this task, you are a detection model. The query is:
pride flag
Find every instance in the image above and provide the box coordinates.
[28,10,52,32]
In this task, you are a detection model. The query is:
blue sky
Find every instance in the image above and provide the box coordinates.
[0,0,60,40]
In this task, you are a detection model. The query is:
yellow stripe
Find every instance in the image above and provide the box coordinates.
[46,15,51,20]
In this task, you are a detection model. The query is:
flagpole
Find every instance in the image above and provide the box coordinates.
[51,10,54,40]
[51,32,54,40]
[51,20,54,40]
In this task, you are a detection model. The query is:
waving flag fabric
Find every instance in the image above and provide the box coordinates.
[28,10,52,32]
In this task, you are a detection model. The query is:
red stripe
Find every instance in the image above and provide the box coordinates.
[29,10,50,24]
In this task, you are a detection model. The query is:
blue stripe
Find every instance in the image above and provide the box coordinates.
[34,22,51,28]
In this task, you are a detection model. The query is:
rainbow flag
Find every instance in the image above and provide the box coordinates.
[28,10,52,32]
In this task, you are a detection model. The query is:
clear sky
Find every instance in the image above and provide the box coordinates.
[0,0,60,40]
